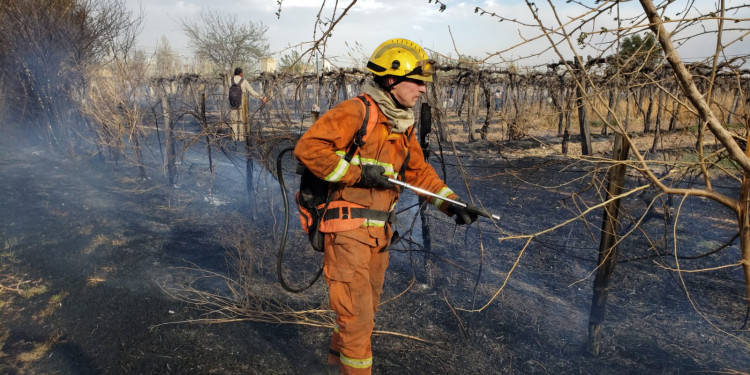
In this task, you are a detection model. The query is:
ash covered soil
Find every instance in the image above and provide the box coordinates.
[1,134,749,374]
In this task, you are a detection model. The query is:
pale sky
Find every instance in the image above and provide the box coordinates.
[124,0,750,70]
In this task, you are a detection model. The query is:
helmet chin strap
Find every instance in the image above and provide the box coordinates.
[377,76,409,109]
[388,92,408,109]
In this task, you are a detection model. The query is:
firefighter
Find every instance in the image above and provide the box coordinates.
[294,38,477,375]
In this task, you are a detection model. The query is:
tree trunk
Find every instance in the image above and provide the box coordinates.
[577,84,592,155]
[480,82,493,140]
[152,108,164,165]
[624,93,631,133]
[651,89,665,154]
[507,74,523,140]
[261,77,271,126]
[458,86,467,119]
[727,88,740,127]
[467,74,480,142]
[738,151,750,309]
[240,91,249,143]
[668,93,679,131]
[588,133,630,355]
[162,95,177,186]
[633,88,647,133]
[603,87,615,136]
[132,125,146,179]
[654,88,665,134]
[552,86,565,136]
[562,104,572,155]
[201,93,214,177]
[644,87,654,133]
[245,156,258,220]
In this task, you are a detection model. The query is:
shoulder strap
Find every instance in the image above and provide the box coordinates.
[344,94,378,163]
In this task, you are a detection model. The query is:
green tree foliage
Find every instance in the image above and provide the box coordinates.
[278,50,313,74]
[616,32,663,73]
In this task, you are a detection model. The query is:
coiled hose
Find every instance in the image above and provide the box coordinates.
[275,146,323,293]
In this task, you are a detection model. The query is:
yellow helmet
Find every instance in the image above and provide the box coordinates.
[367,38,435,83]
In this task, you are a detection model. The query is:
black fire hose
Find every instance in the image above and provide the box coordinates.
[275,147,323,293]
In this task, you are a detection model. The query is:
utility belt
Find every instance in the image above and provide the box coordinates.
[317,201,397,232]
[322,206,397,227]
[321,203,400,252]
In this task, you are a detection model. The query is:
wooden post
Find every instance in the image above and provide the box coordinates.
[467,72,479,142]
[651,89,665,154]
[624,91,631,133]
[576,83,592,155]
[132,124,146,179]
[507,73,523,140]
[152,108,164,164]
[726,88,740,127]
[201,93,214,176]
[737,134,750,311]
[562,100,572,155]
[480,82,493,140]
[587,132,630,355]
[554,75,566,136]
[602,87,615,136]
[418,102,433,255]
[242,91,257,219]
[643,87,654,133]
[241,91,249,142]
[162,95,177,186]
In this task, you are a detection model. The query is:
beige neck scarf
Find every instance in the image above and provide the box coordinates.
[362,80,414,134]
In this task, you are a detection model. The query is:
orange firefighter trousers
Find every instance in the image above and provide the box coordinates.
[324,227,390,375]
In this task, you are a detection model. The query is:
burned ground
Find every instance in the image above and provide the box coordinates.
[1,133,749,374]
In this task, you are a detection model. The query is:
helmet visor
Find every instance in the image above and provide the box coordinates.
[405,59,436,78]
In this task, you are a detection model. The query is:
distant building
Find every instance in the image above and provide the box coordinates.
[321,59,333,72]
[261,57,276,73]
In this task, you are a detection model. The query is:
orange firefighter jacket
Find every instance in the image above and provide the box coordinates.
[294,95,457,232]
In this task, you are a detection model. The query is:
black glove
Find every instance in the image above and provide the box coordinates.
[448,201,478,225]
[357,165,395,189]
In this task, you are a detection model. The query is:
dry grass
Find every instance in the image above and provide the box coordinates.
[16,341,53,363]
[34,291,68,320]
[82,234,109,255]
[1,252,47,298]
[3,237,18,250]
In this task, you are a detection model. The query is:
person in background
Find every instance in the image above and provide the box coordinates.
[494,88,503,111]
[294,38,478,375]
[229,67,266,141]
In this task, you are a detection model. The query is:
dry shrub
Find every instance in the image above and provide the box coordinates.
[158,213,334,329]
[80,63,149,164]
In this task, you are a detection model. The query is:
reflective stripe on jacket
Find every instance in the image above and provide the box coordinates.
[294,94,457,232]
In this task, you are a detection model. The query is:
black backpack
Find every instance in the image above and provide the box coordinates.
[228,77,244,108]
[296,95,376,251]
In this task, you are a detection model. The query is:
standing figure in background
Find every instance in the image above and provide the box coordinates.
[228,67,266,142]
[494,88,503,111]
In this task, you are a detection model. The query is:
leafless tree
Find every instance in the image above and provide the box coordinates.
[180,8,269,77]
[0,0,141,148]
[156,36,182,77]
